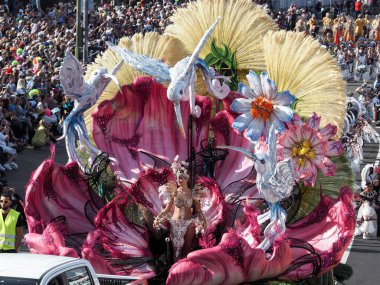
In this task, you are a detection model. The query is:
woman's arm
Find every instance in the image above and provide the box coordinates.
[153,195,173,229]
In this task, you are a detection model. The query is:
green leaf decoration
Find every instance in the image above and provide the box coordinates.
[231,52,237,71]
[204,39,240,91]
[290,98,300,111]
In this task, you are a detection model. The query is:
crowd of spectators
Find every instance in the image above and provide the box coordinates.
[267,1,378,40]
[0,0,189,173]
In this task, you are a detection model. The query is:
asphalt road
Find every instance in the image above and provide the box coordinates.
[6,145,68,200]
[343,81,380,285]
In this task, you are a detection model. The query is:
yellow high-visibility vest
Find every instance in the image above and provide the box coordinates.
[0,209,20,250]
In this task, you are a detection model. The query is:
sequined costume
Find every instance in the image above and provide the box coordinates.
[355,190,378,239]
[154,185,206,259]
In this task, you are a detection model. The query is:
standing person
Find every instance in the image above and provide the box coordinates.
[373,20,380,41]
[355,14,366,38]
[308,14,319,37]
[323,12,333,35]
[344,19,356,42]
[364,14,372,38]
[0,188,23,253]
[355,0,363,18]
[355,183,378,239]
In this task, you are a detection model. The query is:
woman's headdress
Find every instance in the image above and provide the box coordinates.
[171,155,189,180]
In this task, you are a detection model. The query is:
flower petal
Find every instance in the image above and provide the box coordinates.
[295,160,317,186]
[272,117,285,132]
[237,82,255,99]
[288,114,303,127]
[319,124,338,140]
[296,159,313,179]
[309,130,323,147]
[273,105,294,123]
[246,118,264,141]
[230,98,252,114]
[260,72,277,100]
[273,90,295,106]
[278,132,296,148]
[246,70,263,96]
[303,163,318,187]
[300,125,314,142]
[278,146,292,160]
[314,155,337,176]
[92,77,212,182]
[306,112,321,130]
[313,140,328,155]
[211,110,255,195]
[290,124,303,143]
[232,112,253,133]
[326,141,345,156]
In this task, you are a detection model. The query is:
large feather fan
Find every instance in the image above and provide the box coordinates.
[83,32,187,129]
[262,30,346,137]
[164,0,277,71]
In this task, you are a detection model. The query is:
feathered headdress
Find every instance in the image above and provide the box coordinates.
[171,155,189,180]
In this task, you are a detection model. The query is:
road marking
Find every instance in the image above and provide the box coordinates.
[341,236,354,264]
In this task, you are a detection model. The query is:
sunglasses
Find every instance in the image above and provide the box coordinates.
[0,200,10,203]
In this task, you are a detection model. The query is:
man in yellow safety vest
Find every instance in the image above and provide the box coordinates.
[0,188,23,253]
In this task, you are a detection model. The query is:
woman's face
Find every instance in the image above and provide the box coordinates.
[177,175,188,187]
[365,185,373,192]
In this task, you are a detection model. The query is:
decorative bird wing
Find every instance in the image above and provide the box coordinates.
[268,158,296,202]
[108,43,171,83]
[59,50,87,97]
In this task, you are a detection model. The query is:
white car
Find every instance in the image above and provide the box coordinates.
[0,253,144,285]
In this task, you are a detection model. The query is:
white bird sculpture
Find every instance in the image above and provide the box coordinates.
[221,125,296,251]
[109,17,230,137]
[59,50,123,172]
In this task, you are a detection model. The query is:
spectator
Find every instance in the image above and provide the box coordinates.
[31,119,54,148]
[0,188,23,253]
[355,14,366,38]
[355,0,363,18]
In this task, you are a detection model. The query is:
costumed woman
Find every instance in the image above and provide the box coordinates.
[344,19,356,43]
[153,156,206,260]
[355,183,378,239]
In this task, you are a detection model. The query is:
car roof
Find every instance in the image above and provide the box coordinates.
[0,253,84,280]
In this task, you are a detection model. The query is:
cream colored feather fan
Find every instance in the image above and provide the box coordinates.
[165,0,277,71]
[83,32,186,129]
[262,30,346,137]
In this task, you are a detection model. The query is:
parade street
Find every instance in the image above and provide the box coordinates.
[343,82,380,285]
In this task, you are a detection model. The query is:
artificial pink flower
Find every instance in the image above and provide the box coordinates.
[278,113,344,187]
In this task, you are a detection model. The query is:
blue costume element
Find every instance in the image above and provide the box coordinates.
[109,17,230,137]
[221,125,295,251]
[59,51,123,172]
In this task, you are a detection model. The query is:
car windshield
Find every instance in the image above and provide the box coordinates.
[0,277,38,284]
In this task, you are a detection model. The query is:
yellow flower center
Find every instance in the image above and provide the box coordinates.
[250,97,274,121]
[292,140,315,166]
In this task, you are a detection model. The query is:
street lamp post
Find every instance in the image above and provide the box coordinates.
[83,0,89,64]
[75,0,83,61]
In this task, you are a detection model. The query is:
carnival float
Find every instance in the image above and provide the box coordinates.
[24,0,357,284]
